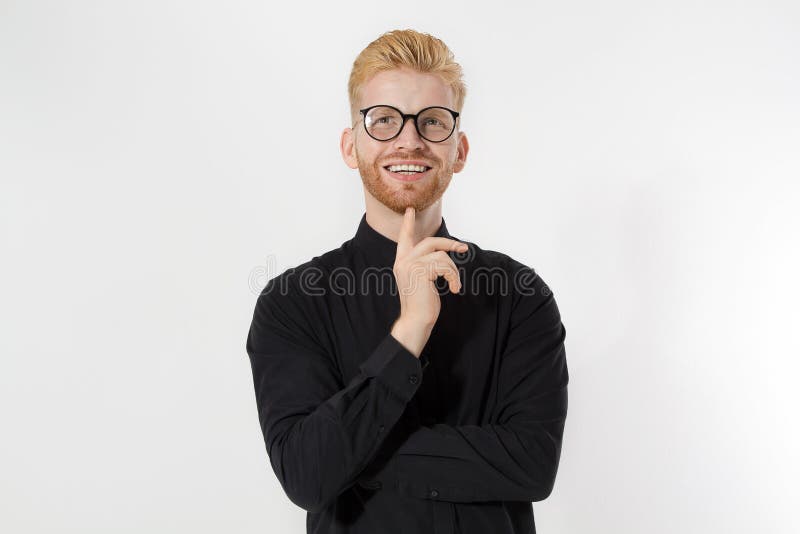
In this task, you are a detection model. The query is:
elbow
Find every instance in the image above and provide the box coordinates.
[268,439,341,514]
[272,457,336,514]
[284,488,332,514]
[519,430,564,502]
[529,466,558,501]
[519,458,559,502]
[273,467,337,513]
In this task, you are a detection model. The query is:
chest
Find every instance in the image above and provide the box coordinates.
[327,290,508,425]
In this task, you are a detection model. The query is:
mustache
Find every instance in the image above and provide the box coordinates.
[377,152,440,166]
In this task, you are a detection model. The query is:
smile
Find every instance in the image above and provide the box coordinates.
[385,164,430,174]
[382,164,432,181]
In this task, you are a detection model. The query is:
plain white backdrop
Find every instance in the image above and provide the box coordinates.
[2,1,798,532]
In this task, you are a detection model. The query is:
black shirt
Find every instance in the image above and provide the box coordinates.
[246,213,569,534]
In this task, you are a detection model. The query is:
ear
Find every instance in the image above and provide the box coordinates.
[340,127,359,169]
[452,131,469,173]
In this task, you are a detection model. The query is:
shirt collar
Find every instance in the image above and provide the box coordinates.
[352,212,452,265]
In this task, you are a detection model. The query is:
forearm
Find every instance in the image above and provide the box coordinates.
[360,389,567,503]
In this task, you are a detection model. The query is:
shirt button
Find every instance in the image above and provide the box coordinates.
[408,374,419,384]
[430,489,439,498]
[378,425,385,433]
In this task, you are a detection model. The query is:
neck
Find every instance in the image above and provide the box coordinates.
[363,191,443,244]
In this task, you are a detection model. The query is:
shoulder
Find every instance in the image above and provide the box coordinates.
[251,255,333,352]
[258,240,353,300]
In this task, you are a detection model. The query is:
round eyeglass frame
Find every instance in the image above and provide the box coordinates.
[358,104,460,143]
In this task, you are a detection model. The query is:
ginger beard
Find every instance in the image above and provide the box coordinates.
[355,147,455,215]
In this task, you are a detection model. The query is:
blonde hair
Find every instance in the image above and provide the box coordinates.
[348,29,466,122]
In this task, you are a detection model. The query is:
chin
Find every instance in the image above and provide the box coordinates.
[358,161,452,214]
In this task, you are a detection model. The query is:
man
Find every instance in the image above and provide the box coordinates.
[246,29,568,534]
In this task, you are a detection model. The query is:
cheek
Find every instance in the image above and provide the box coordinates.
[438,145,459,165]
[355,139,382,164]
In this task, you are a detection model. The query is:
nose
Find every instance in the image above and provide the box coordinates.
[393,116,425,151]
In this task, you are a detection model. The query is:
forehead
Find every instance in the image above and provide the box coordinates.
[359,67,455,112]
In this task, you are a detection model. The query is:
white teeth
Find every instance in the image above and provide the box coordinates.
[387,164,428,173]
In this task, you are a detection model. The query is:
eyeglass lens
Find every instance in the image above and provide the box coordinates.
[364,106,455,142]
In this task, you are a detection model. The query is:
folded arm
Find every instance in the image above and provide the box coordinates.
[359,272,569,503]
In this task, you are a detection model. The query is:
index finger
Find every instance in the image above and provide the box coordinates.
[408,236,469,259]
[396,206,416,257]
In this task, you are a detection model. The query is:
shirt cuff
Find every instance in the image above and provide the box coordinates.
[359,333,424,403]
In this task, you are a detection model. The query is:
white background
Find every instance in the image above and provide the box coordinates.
[2,1,799,532]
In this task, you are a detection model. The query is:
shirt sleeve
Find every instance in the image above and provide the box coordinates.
[246,274,424,513]
[356,271,569,503]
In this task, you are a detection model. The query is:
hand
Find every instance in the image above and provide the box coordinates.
[390,207,468,357]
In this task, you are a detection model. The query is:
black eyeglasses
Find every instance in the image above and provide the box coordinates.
[359,104,460,143]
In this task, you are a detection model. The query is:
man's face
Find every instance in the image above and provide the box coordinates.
[341,67,469,214]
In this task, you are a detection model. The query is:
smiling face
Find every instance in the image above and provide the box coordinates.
[341,67,469,214]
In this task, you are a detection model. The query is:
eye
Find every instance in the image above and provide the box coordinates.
[369,114,399,128]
